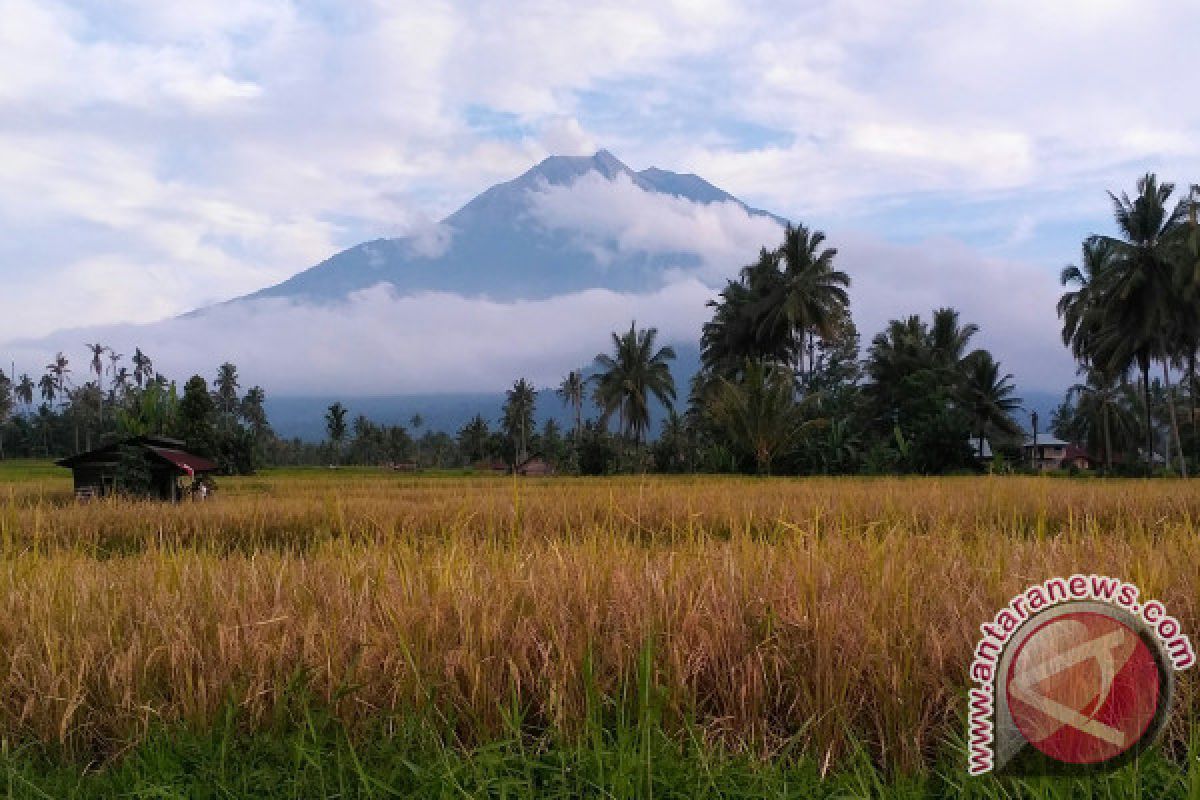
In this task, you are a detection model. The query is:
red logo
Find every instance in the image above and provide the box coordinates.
[1005,610,1162,765]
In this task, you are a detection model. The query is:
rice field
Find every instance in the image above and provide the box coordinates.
[1,462,1199,794]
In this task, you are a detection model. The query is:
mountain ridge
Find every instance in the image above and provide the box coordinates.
[226,150,786,307]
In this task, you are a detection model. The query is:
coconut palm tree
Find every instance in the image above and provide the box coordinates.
[38,373,57,407]
[928,308,979,370]
[45,353,70,410]
[457,414,490,463]
[1092,174,1188,473]
[1068,367,1140,472]
[106,349,123,393]
[214,362,241,419]
[15,374,34,414]
[591,322,676,444]
[85,343,106,385]
[1058,237,1115,364]
[131,348,153,389]
[503,380,536,463]
[707,360,821,474]
[764,223,851,378]
[701,276,771,376]
[325,402,348,463]
[959,351,1022,457]
[556,370,585,441]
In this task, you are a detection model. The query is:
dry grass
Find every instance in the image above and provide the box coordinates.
[0,467,1198,773]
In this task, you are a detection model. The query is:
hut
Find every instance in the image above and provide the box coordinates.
[56,435,219,501]
[515,455,555,477]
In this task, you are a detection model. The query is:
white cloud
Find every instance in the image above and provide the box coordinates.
[4,0,1199,399]
[4,281,716,395]
[836,233,1074,391]
[525,172,784,280]
[3,227,1074,396]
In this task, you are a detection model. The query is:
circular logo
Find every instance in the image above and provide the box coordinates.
[1005,610,1164,765]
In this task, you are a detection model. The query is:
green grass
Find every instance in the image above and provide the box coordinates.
[0,459,63,483]
[0,707,1192,799]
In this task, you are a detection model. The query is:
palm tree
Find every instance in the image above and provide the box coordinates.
[85,343,106,385]
[457,414,490,463]
[707,360,821,474]
[15,374,34,414]
[556,370,585,441]
[701,275,773,376]
[1068,367,1139,472]
[863,315,930,422]
[928,308,979,370]
[45,353,70,409]
[960,351,1022,457]
[325,402,348,463]
[1058,237,1115,364]
[503,380,536,463]
[765,224,851,377]
[591,322,677,443]
[1092,174,1188,473]
[131,348,153,388]
[241,387,269,437]
[38,373,57,407]
[106,349,123,393]
[214,363,241,419]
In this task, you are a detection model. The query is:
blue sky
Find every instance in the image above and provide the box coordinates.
[2,0,1200,394]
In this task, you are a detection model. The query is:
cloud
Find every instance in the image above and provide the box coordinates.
[3,227,1074,397]
[835,233,1074,392]
[3,281,716,395]
[4,0,1198,399]
[525,172,784,281]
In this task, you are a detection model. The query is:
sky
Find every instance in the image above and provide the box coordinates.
[3,0,1200,397]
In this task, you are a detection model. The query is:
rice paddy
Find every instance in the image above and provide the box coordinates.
[0,462,1198,795]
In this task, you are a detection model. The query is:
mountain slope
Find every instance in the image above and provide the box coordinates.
[236,150,785,305]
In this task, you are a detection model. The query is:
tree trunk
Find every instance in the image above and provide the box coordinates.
[1103,401,1112,473]
[1162,358,1187,477]
[1191,350,1198,466]
[1141,360,1153,472]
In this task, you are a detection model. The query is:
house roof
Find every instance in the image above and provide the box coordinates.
[1022,435,1070,448]
[56,436,216,474]
[147,446,219,474]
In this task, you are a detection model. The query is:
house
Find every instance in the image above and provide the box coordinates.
[1021,435,1092,471]
[968,437,993,461]
[515,455,555,476]
[472,458,510,474]
[56,435,219,501]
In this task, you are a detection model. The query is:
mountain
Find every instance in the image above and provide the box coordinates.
[234,150,785,305]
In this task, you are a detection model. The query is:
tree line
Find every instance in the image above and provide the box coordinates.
[0,349,268,473]
[1054,174,1200,475]
[311,224,1027,475]
[7,173,1194,476]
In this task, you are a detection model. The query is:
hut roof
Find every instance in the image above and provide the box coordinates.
[56,436,218,474]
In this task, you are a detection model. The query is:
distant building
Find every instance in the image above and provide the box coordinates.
[1022,435,1092,471]
[968,437,993,460]
[515,455,555,476]
[56,435,218,501]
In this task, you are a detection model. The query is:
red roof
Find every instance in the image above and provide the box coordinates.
[148,447,219,474]
[1063,444,1092,462]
